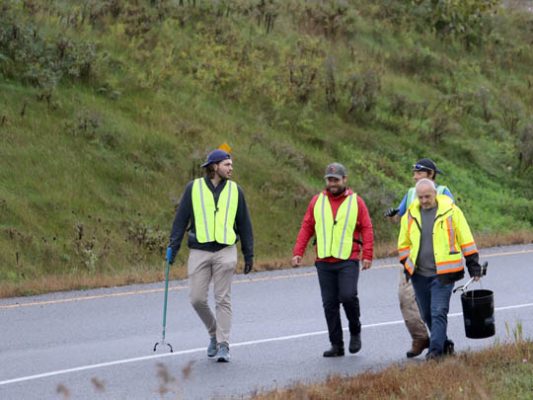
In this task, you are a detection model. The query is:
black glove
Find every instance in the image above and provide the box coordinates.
[244,260,253,274]
[384,207,399,218]
[465,253,482,278]
[467,263,482,278]
[166,246,176,265]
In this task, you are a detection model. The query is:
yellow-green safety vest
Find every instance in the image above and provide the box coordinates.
[191,178,239,244]
[397,195,477,276]
[313,193,359,260]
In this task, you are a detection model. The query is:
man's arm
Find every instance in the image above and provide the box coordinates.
[453,206,481,279]
[292,196,318,266]
[168,182,193,263]
[453,206,476,254]
[355,196,374,268]
[397,213,411,264]
[397,193,408,217]
[235,186,254,265]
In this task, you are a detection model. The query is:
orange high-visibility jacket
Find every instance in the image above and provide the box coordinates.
[398,195,478,276]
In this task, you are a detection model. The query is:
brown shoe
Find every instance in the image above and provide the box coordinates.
[406,338,430,358]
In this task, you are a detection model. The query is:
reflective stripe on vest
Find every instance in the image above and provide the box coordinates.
[398,246,410,260]
[406,185,447,208]
[461,241,478,256]
[436,259,463,274]
[445,216,458,254]
[191,178,238,244]
[313,193,359,260]
[404,257,415,275]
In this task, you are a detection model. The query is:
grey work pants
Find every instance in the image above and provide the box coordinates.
[188,245,237,344]
[398,268,429,341]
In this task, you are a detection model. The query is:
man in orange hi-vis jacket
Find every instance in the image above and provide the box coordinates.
[398,178,483,360]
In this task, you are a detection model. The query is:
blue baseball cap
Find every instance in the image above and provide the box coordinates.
[201,149,231,168]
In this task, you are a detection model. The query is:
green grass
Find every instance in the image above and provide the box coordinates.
[0,0,532,295]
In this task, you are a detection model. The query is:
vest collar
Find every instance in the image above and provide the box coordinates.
[204,176,227,191]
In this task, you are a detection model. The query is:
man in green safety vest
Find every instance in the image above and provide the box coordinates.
[384,158,454,358]
[292,163,374,357]
[166,149,254,363]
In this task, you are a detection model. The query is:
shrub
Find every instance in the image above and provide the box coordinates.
[0,5,97,88]
[286,37,325,104]
[518,123,533,173]
[344,70,381,120]
[415,0,499,47]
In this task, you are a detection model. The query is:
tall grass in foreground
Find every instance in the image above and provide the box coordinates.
[252,339,533,400]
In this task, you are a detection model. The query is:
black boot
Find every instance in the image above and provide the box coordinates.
[349,333,361,354]
[323,344,344,357]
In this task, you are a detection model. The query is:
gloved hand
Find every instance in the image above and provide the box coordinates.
[467,262,482,278]
[244,260,253,274]
[166,246,176,265]
[384,207,399,218]
[465,254,483,278]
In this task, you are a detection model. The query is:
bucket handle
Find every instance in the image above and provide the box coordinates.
[453,261,488,294]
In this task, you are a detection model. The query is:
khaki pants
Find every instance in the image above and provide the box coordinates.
[188,245,237,344]
[398,268,429,341]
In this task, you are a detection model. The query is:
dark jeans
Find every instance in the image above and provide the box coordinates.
[411,273,454,355]
[316,260,361,347]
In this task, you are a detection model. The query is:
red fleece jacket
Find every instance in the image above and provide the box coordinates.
[293,188,374,262]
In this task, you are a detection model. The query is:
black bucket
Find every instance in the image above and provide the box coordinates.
[461,289,495,339]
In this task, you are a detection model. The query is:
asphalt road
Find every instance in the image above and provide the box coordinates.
[1,244,532,399]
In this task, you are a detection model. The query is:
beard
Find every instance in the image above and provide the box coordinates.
[216,170,230,180]
[327,186,345,195]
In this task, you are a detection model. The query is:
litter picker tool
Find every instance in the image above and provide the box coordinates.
[153,249,174,352]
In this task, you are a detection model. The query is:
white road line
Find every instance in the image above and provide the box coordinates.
[2,248,531,310]
[1,301,532,387]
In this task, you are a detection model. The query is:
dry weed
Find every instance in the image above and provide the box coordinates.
[253,341,533,400]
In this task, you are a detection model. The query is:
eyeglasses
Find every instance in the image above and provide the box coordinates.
[412,163,432,172]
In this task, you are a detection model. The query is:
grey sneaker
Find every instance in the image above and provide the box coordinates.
[216,342,230,363]
[207,336,217,358]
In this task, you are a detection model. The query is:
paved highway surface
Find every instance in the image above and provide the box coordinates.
[1,244,532,399]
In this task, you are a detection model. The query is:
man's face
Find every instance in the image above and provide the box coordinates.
[214,159,233,179]
[417,184,437,209]
[326,177,347,195]
[413,170,431,182]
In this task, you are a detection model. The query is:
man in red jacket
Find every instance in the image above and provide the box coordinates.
[292,162,374,357]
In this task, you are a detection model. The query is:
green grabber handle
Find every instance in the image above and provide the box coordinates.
[153,248,174,352]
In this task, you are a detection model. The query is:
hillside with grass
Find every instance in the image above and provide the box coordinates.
[1,0,532,296]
